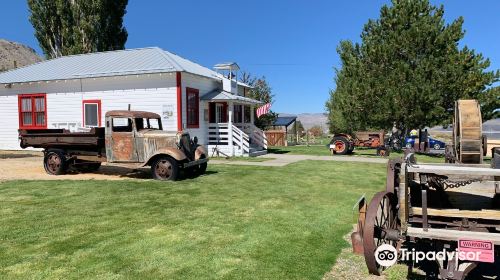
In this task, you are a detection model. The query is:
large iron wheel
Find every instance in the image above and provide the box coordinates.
[151,156,179,181]
[43,150,67,175]
[363,191,400,276]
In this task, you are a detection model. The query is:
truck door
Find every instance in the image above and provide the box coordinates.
[108,117,138,162]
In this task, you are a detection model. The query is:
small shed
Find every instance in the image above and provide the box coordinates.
[265,116,297,146]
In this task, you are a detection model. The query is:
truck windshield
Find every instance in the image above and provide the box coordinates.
[136,118,162,130]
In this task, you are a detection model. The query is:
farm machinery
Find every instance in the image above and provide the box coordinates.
[445,99,489,164]
[329,130,391,156]
[351,100,500,279]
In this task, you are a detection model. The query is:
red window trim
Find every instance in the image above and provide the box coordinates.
[186,87,200,128]
[18,93,47,130]
[82,99,102,127]
[176,72,182,131]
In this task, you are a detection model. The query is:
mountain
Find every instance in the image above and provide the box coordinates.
[429,118,500,139]
[278,113,329,132]
[0,39,42,72]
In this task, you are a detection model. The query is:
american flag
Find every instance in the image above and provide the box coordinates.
[256,103,271,118]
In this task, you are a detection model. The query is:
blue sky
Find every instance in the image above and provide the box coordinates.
[1,1,499,113]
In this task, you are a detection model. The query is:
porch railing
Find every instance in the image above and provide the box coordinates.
[235,123,268,150]
[207,123,249,155]
[231,125,250,154]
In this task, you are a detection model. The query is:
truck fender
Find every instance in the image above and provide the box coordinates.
[195,145,207,160]
[143,148,187,167]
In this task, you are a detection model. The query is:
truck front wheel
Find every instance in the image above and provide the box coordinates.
[151,156,179,181]
[44,150,68,175]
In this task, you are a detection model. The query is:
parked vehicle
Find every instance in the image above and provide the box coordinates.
[19,110,208,181]
[329,130,389,156]
[404,135,445,150]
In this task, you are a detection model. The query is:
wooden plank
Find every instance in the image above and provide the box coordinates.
[406,227,500,245]
[399,163,408,231]
[412,207,500,220]
[407,164,500,176]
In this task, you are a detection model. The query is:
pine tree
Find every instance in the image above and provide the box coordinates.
[326,0,499,134]
[240,74,278,130]
[28,0,128,59]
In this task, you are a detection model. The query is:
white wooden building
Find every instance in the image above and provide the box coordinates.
[0,47,267,156]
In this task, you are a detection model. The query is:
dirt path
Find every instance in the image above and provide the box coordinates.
[0,151,152,181]
[210,153,388,167]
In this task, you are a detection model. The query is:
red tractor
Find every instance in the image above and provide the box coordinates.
[329,130,389,156]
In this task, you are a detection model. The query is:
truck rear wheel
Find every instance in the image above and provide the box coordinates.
[151,156,179,181]
[44,150,67,175]
[331,136,349,155]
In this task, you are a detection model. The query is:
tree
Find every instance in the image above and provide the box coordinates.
[289,120,305,137]
[479,87,500,121]
[240,72,277,130]
[308,125,324,137]
[326,0,499,134]
[28,0,128,59]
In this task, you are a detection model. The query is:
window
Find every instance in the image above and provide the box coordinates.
[244,105,251,123]
[135,118,162,130]
[83,100,101,127]
[186,88,199,128]
[234,105,243,123]
[18,94,47,129]
[112,118,133,132]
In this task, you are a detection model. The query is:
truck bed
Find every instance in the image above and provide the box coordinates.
[19,128,105,151]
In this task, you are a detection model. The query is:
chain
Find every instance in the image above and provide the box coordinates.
[428,175,479,190]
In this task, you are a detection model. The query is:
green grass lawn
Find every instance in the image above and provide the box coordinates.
[0,161,386,279]
[269,145,447,163]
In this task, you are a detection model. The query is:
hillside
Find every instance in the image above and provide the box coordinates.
[0,39,42,72]
[279,113,329,132]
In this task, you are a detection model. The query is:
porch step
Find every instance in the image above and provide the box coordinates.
[250,143,263,150]
[249,149,267,157]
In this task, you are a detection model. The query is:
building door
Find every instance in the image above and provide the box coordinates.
[215,104,224,123]
[209,102,227,123]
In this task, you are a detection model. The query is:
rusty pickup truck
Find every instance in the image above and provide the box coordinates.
[19,110,208,181]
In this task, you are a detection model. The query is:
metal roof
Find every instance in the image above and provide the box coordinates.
[273,116,297,127]
[0,47,249,85]
[200,90,263,105]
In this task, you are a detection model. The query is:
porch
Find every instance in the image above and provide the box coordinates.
[201,90,268,157]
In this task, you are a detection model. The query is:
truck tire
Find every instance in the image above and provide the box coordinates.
[187,155,207,178]
[376,146,390,157]
[44,150,68,175]
[347,143,355,154]
[331,136,349,155]
[195,155,207,175]
[151,156,179,181]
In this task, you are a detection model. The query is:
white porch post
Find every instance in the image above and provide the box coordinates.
[228,101,234,156]
[250,105,255,125]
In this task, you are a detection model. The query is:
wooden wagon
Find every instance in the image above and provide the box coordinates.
[351,100,499,279]
[352,155,499,279]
